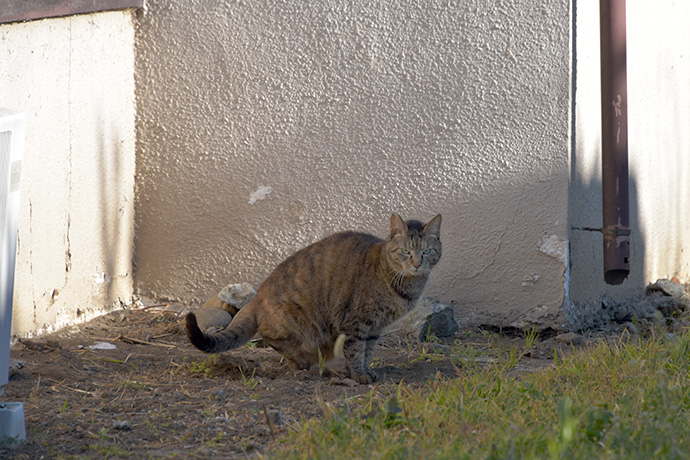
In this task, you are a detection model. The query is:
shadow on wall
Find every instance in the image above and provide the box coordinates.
[567,136,647,331]
[94,114,131,309]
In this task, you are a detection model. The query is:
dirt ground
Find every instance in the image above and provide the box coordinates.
[0,299,671,459]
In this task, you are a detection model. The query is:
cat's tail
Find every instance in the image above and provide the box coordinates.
[185,304,257,353]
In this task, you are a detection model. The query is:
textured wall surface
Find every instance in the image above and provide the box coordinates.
[569,1,690,328]
[0,12,137,336]
[135,0,571,327]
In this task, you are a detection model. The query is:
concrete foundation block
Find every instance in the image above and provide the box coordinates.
[0,402,26,444]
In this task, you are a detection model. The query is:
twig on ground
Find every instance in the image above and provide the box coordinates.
[115,335,176,349]
[150,332,174,339]
[263,406,277,438]
[141,304,169,310]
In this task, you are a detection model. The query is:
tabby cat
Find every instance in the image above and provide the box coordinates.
[186,213,442,384]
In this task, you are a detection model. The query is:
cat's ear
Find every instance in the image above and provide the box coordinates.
[422,214,442,239]
[389,213,409,237]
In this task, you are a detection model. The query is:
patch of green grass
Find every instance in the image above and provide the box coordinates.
[449,342,482,367]
[186,355,218,379]
[240,367,259,389]
[269,331,690,459]
[523,324,540,350]
[118,379,146,391]
[87,442,130,458]
[59,399,71,413]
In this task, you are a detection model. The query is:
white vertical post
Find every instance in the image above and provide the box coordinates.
[0,108,25,444]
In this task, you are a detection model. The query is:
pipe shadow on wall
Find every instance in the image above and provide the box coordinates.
[568,141,646,331]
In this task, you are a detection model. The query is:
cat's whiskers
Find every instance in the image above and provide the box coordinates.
[395,271,406,290]
[387,268,408,291]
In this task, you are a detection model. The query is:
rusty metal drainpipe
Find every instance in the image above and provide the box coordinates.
[600,0,630,285]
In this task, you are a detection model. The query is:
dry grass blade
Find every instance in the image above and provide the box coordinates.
[141,303,170,310]
[264,406,277,437]
[115,334,176,349]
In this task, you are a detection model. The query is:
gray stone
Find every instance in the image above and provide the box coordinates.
[554,332,582,345]
[218,282,257,308]
[418,305,458,342]
[646,280,689,317]
[652,297,687,318]
[112,420,132,431]
[266,409,286,426]
[647,279,685,298]
[622,322,639,335]
[8,359,25,378]
[381,297,454,340]
[194,307,233,333]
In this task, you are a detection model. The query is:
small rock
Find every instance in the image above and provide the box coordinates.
[193,307,233,333]
[201,296,238,316]
[652,309,666,324]
[8,359,25,377]
[623,321,639,335]
[111,311,128,322]
[647,279,685,298]
[18,338,62,351]
[652,297,687,318]
[554,332,582,345]
[418,305,458,342]
[195,446,215,456]
[266,409,286,426]
[219,282,257,309]
[212,388,226,400]
[112,420,132,430]
[87,341,117,350]
[255,426,272,436]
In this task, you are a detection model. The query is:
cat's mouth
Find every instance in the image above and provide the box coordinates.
[407,267,426,276]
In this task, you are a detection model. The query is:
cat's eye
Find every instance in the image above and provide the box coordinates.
[423,249,432,255]
[401,248,410,255]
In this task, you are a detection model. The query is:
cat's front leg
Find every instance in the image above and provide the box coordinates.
[343,336,376,384]
[364,336,379,371]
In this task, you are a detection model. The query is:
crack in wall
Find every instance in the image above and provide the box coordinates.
[23,199,38,320]
[65,16,73,280]
[65,215,72,273]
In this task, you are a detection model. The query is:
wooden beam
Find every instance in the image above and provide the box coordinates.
[0,0,143,25]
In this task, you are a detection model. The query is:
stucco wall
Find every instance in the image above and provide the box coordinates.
[569,1,690,327]
[0,11,137,336]
[134,0,571,328]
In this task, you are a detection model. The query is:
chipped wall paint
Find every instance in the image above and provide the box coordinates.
[538,235,568,266]
[248,186,273,205]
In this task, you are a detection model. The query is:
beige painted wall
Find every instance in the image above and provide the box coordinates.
[568,1,690,328]
[0,11,137,336]
[3,2,686,337]
[134,0,571,329]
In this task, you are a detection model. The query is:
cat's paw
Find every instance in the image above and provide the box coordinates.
[351,370,377,385]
